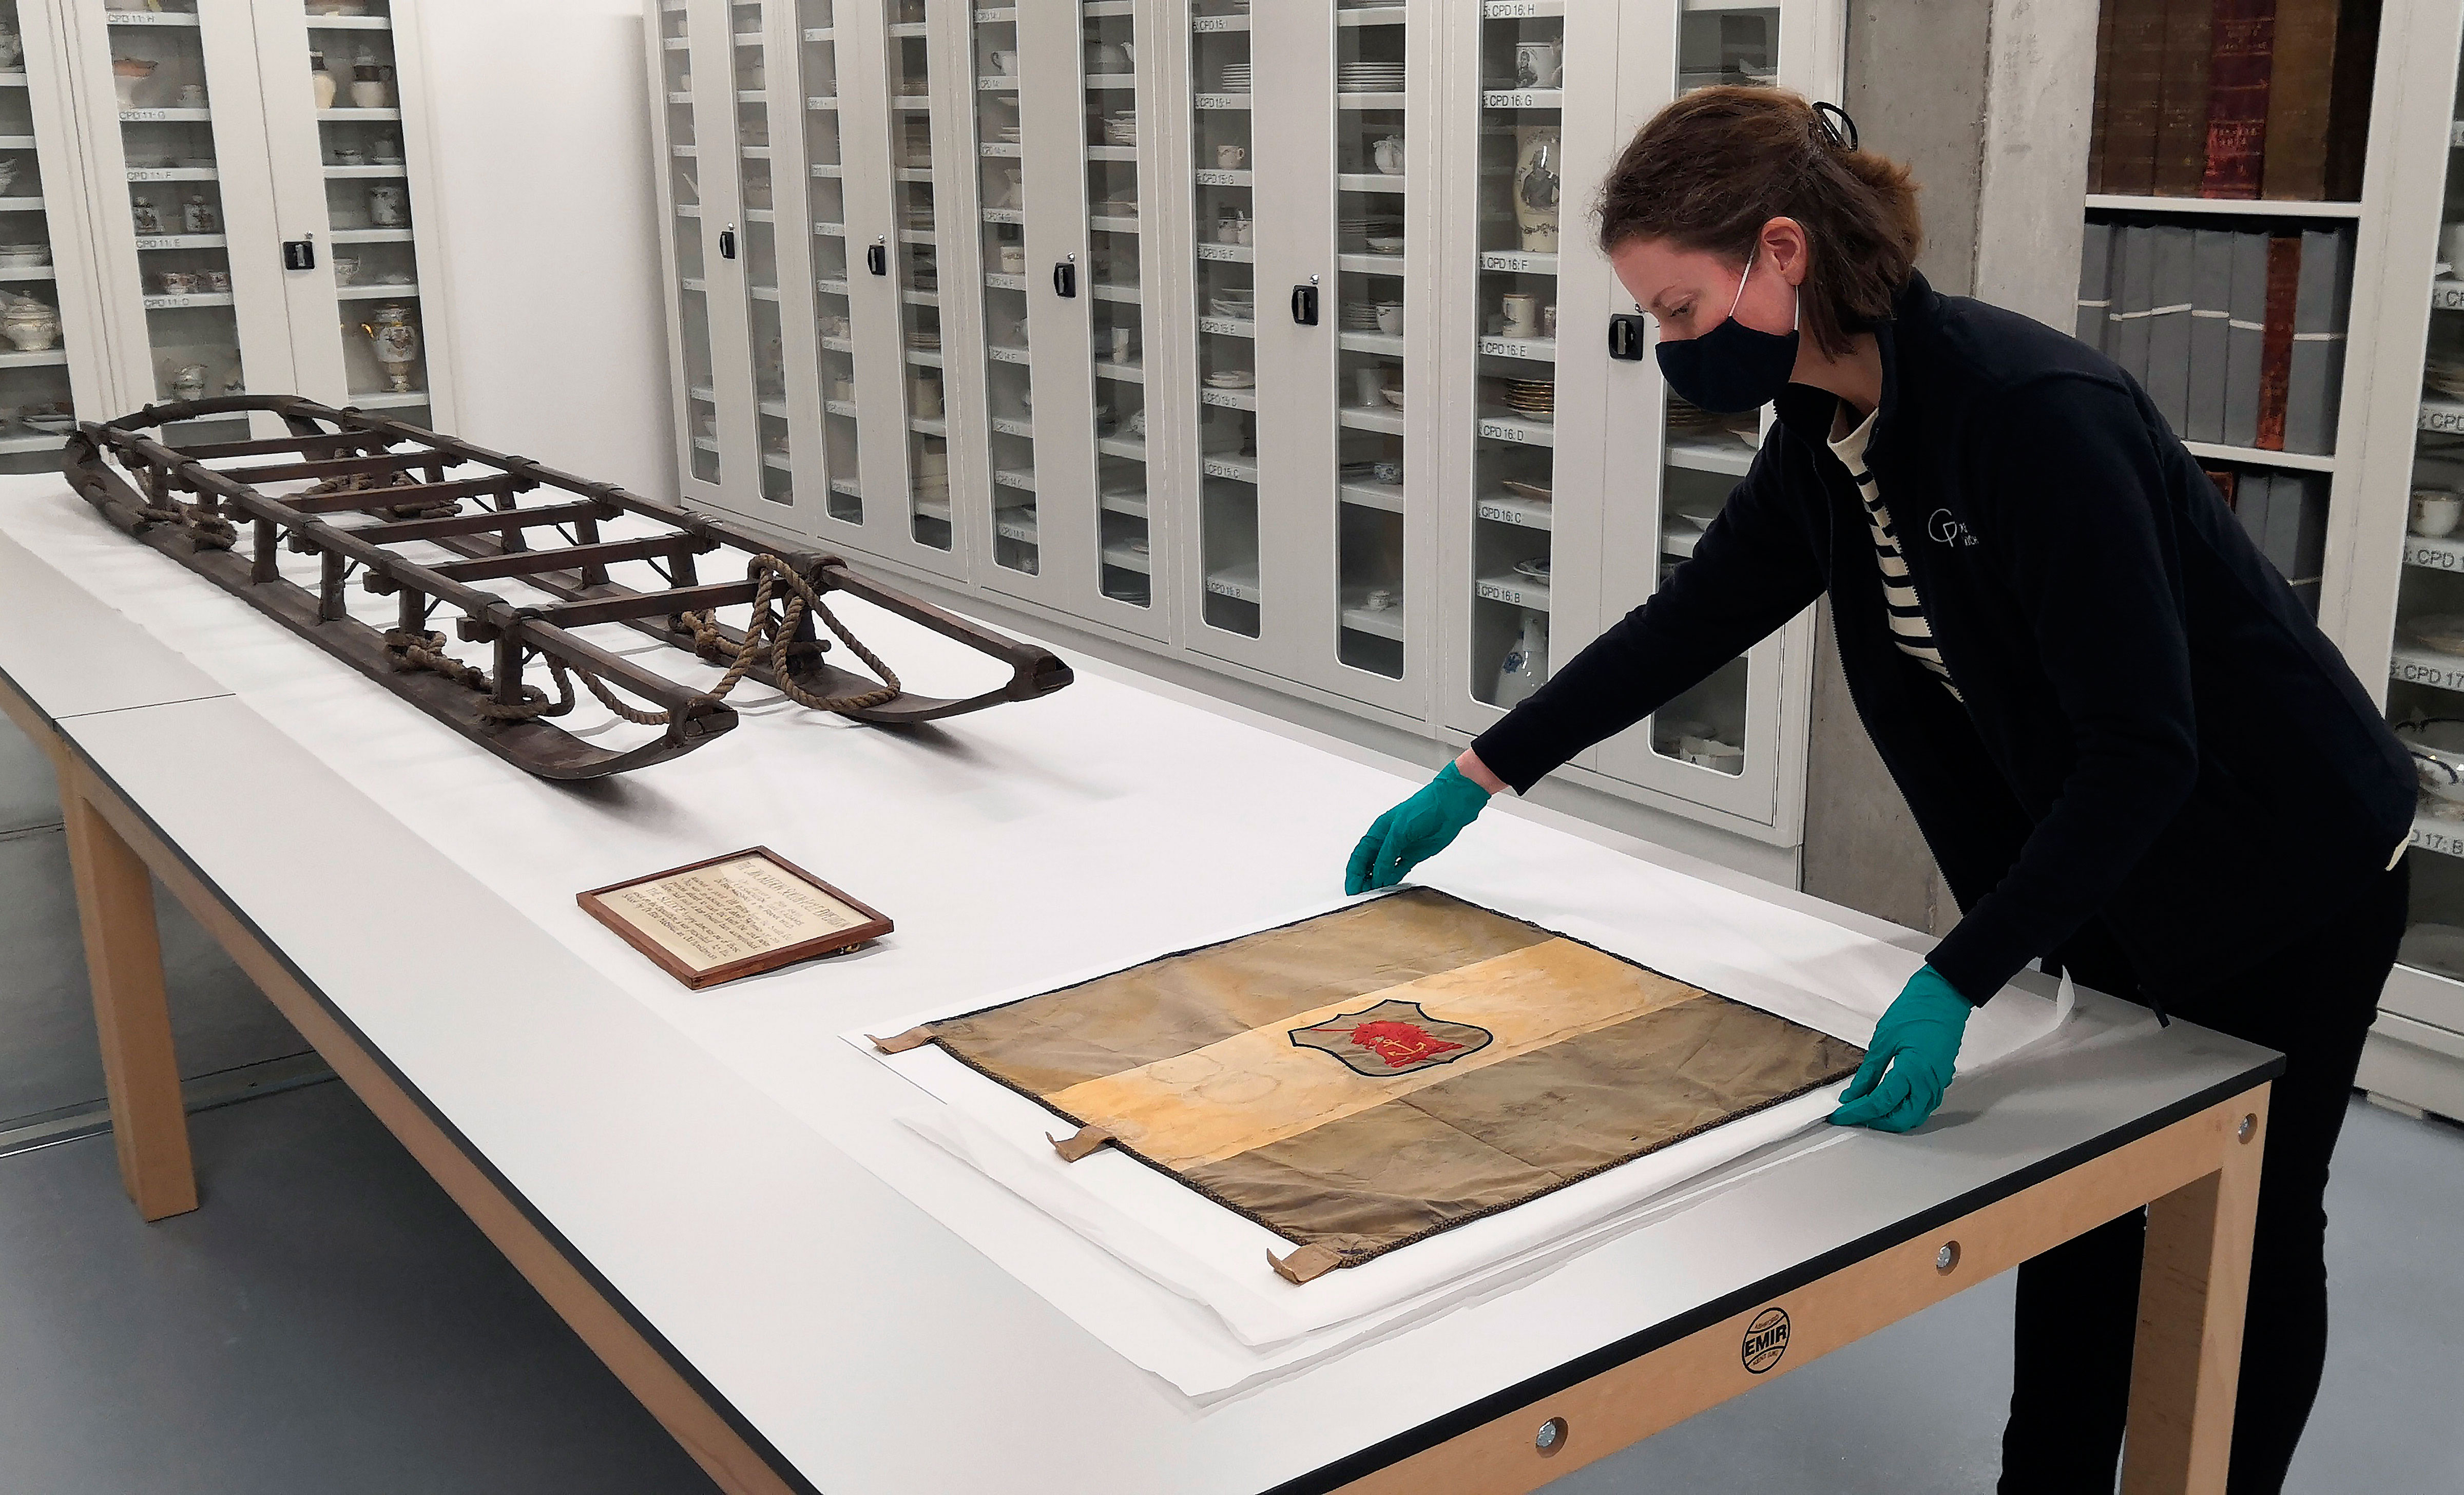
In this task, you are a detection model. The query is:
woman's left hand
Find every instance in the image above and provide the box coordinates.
[1830,966,1974,1133]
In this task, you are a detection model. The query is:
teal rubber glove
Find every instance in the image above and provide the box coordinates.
[1345,762,1493,895]
[1830,965,1974,1134]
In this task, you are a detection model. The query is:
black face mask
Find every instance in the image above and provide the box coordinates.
[1655,247,1799,415]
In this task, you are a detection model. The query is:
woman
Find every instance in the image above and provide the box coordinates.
[1345,90,2413,1493]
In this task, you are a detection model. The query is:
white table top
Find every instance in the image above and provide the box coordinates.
[0,476,2278,1494]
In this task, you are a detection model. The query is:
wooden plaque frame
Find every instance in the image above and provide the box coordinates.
[578,847,892,989]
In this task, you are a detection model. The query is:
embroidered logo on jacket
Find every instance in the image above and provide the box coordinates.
[1289,1000,1495,1077]
[1926,508,1979,547]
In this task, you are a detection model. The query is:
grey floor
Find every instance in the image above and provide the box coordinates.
[1,1079,2456,1494]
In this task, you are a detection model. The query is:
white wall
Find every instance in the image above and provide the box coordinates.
[410,0,676,499]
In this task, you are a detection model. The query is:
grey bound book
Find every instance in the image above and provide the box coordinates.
[2236,469,2275,564]
[2113,225,2157,392]
[2186,229,2235,444]
[2077,222,2115,353]
[2283,226,2355,455]
[2145,225,2196,433]
[2223,230,2270,448]
[2263,468,2307,579]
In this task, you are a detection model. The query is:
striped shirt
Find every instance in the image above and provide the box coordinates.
[1830,409,1962,701]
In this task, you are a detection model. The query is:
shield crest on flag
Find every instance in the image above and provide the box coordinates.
[1289,999,1494,1077]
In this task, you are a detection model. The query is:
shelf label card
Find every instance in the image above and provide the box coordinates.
[1475,579,1539,607]
[980,207,1023,224]
[2422,401,2464,435]
[2433,281,2464,312]
[1480,252,1551,273]
[2392,652,2464,693]
[1478,418,1553,446]
[1478,336,1551,358]
[983,273,1025,291]
[1482,90,1557,110]
[1194,93,1248,110]
[1202,458,1256,482]
[2411,820,2464,859]
[1191,15,1246,32]
[1199,389,1249,409]
[1198,316,1252,337]
[2408,540,2464,572]
[989,416,1031,436]
[987,345,1028,365]
[1196,243,1250,261]
[1194,169,1246,187]
[1483,1,1552,15]
[1477,500,1550,529]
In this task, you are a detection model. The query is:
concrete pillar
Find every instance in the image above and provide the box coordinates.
[1804,0,2096,933]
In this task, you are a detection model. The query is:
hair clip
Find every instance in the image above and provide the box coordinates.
[1811,101,1860,152]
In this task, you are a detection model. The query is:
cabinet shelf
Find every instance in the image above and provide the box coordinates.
[1101,489,1148,519]
[1096,435,1148,461]
[1340,331,1404,356]
[1084,73,1135,90]
[0,266,54,281]
[807,96,840,111]
[323,164,407,180]
[1196,93,1253,111]
[1205,563,1261,603]
[0,432,68,453]
[0,349,66,368]
[1339,174,1408,194]
[1088,145,1138,163]
[1203,455,1260,484]
[1478,250,1557,275]
[1475,412,1554,447]
[1480,90,1565,110]
[1198,316,1256,338]
[2392,646,2464,694]
[1339,602,1407,641]
[127,166,219,182]
[1337,252,1406,275]
[345,391,430,409]
[1481,0,1567,13]
[1667,433,1757,476]
[1337,92,1407,110]
[318,107,402,122]
[330,228,414,244]
[2405,534,2464,573]
[1478,335,1554,361]
[2084,193,2361,218]
[1200,387,1257,411]
[993,467,1035,492]
[1475,493,1552,531]
[1196,243,1254,262]
[1094,359,1145,383]
[121,109,212,123]
[1101,543,1152,575]
[2410,812,2464,860]
[143,292,235,310]
[1090,283,1141,304]
[1341,479,1406,513]
[979,142,1021,159]
[104,10,203,24]
[303,14,392,29]
[994,510,1038,545]
[1337,4,1409,23]
[989,415,1032,436]
[2180,438,2335,471]
[1475,572,1551,611]
[0,197,41,212]
[133,234,226,251]
[1195,168,1250,187]
[1088,215,1139,234]
[1340,406,1406,435]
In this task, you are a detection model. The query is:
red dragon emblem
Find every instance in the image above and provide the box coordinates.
[1289,1000,1494,1077]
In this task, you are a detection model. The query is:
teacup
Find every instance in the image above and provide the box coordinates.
[989,48,1018,75]
[203,269,230,293]
[1502,291,1540,337]
[1375,304,1403,335]
[155,270,196,296]
[2414,489,2462,539]
[331,256,360,285]
[1216,144,1244,169]
[1373,460,1403,484]
[997,242,1026,273]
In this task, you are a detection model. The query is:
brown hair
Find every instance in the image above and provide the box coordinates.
[1595,88,1922,358]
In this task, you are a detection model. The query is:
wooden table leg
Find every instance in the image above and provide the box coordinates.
[2121,1089,2269,1493]
[60,759,197,1221]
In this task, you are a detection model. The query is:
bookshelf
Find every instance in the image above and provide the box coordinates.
[2084,193,2361,218]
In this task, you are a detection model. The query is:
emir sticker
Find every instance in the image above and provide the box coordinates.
[1741,1306,1792,1374]
[1288,1000,1496,1077]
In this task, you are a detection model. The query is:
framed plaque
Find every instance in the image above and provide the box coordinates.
[578,847,892,989]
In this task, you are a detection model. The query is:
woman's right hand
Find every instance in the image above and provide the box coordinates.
[1344,758,1498,894]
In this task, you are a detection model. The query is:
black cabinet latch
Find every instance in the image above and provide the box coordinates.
[282,237,316,271]
[866,239,888,276]
[719,226,738,261]
[1608,313,1650,361]
[1053,257,1077,298]
[1291,280,1319,325]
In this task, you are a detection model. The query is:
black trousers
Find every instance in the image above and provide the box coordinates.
[1996,859,2408,1495]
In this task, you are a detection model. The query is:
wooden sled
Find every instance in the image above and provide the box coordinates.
[64,395,1072,780]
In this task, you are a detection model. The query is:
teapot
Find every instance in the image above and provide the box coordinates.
[0,296,59,352]
[1372,135,1405,175]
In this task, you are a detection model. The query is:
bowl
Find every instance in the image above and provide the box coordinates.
[21,413,75,435]
[2400,718,2464,804]
[1381,387,1405,407]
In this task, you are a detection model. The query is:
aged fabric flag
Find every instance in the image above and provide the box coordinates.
[895,889,1864,1281]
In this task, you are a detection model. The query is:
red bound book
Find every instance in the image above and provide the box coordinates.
[2255,234,2301,449]
[2155,0,2217,195]
[2201,0,2277,199]
[2204,468,2240,508]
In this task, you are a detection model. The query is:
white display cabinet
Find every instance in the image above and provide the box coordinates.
[645,0,1843,850]
[57,0,454,444]
[2330,0,2464,1120]
[0,0,112,473]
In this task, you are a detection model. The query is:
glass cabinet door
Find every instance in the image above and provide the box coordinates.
[651,0,732,503]
[883,0,950,553]
[802,0,863,526]
[1584,0,1824,829]
[970,3,1036,578]
[728,0,792,517]
[255,0,450,429]
[1187,0,1263,648]
[0,0,109,471]
[69,0,299,446]
[1081,0,1156,619]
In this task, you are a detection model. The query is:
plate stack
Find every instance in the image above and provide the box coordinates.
[1339,214,1402,251]
[2429,357,2464,402]
[1337,59,1406,93]
[1208,288,1255,320]
[1495,377,1554,419]
[1666,397,1730,434]
[1340,300,1381,331]
[1217,61,1250,92]
[1102,110,1138,146]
